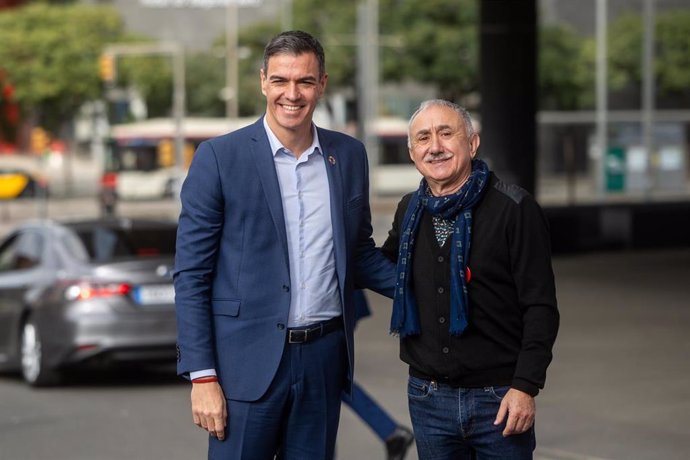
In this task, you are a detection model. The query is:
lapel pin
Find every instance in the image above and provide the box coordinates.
[328,155,336,165]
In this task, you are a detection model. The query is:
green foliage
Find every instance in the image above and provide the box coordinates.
[237,23,281,116]
[184,52,226,117]
[607,12,643,91]
[651,11,690,94]
[291,0,358,89]
[235,0,479,111]
[6,1,688,132]
[292,0,479,105]
[116,51,173,119]
[538,24,591,110]
[0,3,124,132]
[380,0,479,105]
[577,10,690,105]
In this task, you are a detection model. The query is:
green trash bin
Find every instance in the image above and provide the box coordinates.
[605,146,626,192]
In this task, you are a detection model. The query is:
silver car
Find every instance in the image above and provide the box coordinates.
[0,218,177,386]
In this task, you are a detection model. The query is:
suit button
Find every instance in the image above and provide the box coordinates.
[437,255,445,262]
[442,347,450,354]
[277,323,285,330]
[438,317,446,324]
[437,286,445,294]
[283,285,290,292]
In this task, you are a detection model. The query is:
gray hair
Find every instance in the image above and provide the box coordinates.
[407,99,475,148]
[263,30,326,78]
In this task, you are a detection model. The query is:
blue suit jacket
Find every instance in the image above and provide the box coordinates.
[174,117,395,401]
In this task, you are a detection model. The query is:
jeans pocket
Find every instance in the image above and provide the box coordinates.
[485,385,510,402]
[407,376,433,400]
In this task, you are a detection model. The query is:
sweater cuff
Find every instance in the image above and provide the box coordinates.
[511,378,540,397]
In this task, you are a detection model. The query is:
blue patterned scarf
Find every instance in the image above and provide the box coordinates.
[390,159,490,337]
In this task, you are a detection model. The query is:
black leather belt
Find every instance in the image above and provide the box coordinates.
[287,316,343,344]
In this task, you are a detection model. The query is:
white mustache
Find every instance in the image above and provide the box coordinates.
[424,151,452,163]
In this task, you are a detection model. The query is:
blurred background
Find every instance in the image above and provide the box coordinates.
[0,1,689,459]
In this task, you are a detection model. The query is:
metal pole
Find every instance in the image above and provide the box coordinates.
[356,0,379,194]
[226,2,239,119]
[595,0,608,195]
[172,46,186,178]
[282,0,293,31]
[642,0,656,197]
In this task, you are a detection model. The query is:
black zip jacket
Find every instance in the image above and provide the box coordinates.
[381,172,559,396]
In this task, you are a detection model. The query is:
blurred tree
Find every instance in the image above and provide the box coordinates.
[236,23,281,117]
[291,0,358,90]
[185,51,226,117]
[188,3,690,119]
[167,23,286,118]
[578,10,690,108]
[236,0,479,112]
[117,53,173,119]
[380,0,479,106]
[538,23,591,110]
[606,12,643,93]
[655,11,690,96]
[290,0,479,106]
[121,49,228,118]
[0,3,124,136]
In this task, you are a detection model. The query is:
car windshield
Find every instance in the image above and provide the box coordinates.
[69,225,176,262]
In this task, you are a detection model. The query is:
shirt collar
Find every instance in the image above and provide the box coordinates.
[262,115,322,158]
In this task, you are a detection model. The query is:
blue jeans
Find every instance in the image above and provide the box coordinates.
[407,376,535,460]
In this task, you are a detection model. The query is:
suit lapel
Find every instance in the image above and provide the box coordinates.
[249,121,290,269]
[319,129,347,293]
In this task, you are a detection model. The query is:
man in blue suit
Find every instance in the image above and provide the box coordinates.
[174,30,396,460]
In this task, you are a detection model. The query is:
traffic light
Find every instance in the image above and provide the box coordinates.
[157,139,175,167]
[99,53,116,82]
[184,142,195,168]
[30,127,50,154]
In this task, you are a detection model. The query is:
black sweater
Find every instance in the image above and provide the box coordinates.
[381,173,559,396]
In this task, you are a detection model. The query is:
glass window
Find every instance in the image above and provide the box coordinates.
[69,225,177,262]
[0,231,44,272]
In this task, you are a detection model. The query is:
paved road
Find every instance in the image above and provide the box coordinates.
[1,197,689,459]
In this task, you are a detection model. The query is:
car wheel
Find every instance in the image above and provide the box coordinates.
[20,319,60,386]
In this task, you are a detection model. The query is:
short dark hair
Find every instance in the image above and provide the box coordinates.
[263,30,326,78]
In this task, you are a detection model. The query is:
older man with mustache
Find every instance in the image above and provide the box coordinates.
[380,99,560,460]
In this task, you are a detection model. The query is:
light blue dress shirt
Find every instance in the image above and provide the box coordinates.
[263,116,342,327]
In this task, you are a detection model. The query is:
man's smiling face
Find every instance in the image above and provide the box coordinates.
[408,104,480,196]
[261,51,327,138]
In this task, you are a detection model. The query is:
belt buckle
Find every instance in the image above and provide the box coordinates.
[288,329,307,343]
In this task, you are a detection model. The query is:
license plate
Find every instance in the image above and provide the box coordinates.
[133,284,175,305]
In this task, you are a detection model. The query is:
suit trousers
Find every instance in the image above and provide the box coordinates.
[209,328,347,460]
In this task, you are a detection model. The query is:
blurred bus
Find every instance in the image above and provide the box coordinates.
[101,117,254,203]
[369,116,420,195]
[101,116,416,206]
